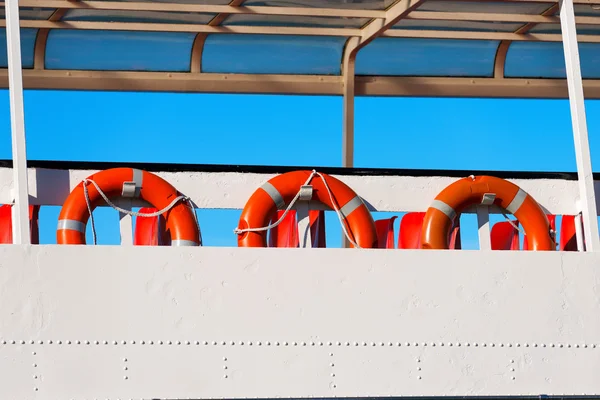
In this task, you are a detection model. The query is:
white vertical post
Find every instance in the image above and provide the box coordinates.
[476,206,491,250]
[5,0,31,245]
[560,0,600,251]
[118,200,134,246]
[296,201,312,248]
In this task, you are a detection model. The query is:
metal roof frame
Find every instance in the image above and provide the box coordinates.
[1,0,600,250]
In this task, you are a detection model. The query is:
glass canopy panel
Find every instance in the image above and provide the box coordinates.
[504,42,600,79]
[393,19,523,32]
[240,0,394,10]
[61,9,216,24]
[0,28,37,69]
[202,34,346,75]
[355,38,499,77]
[575,4,600,16]
[415,0,554,14]
[45,31,196,71]
[528,23,600,35]
[0,7,56,20]
[223,14,369,28]
[97,0,232,4]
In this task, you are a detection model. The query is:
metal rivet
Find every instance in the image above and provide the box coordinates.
[121,340,126,345]
[34,375,38,379]
[525,343,529,347]
[490,343,495,347]
[224,375,228,379]
[511,377,515,380]
[224,366,228,370]
[331,373,335,377]
[124,376,128,380]
[223,357,227,361]
[405,342,410,347]
[302,342,306,346]
[103,340,107,345]
[179,341,183,345]
[195,341,200,345]
[30,340,34,344]
[371,342,376,346]
[417,367,422,371]
[230,341,235,346]
[123,358,128,362]
[32,352,36,355]
[448,343,453,347]
[34,388,38,391]
[46,340,51,344]
[482,343,487,347]
[510,360,515,363]
[414,342,418,347]
[354,342,359,346]
[417,376,422,380]
[311,341,315,346]
[330,363,334,367]
[33,363,37,367]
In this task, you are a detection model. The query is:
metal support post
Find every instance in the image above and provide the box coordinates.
[341,37,359,248]
[560,0,600,251]
[5,0,31,244]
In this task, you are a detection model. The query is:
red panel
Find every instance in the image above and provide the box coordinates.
[398,212,425,249]
[559,215,581,251]
[268,210,299,248]
[309,210,326,248]
[133,207,166,246]
[0,204,40,244]
[491,221,520,250]
[375,216,397,249]
[523,214,556,251]
[449,219,461,250]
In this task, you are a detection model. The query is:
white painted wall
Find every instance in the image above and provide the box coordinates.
[1,245,600,399]
[0,167,594,215]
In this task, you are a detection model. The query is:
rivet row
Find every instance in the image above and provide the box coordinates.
[1,340,596,349]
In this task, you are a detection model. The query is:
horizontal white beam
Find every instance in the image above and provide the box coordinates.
[0,167,593,216]
[1,245,600,398]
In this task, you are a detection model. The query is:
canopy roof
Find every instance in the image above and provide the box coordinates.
[1,0,600,98]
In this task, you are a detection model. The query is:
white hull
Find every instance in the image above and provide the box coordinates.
[2,245,599,399]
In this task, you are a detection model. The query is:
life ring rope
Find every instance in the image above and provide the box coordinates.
[81,177,199,245]
[233,169,362,248]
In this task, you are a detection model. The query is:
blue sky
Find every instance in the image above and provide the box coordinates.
[1,89,599,248]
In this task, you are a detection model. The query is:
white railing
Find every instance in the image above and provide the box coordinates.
[0,164,595,250]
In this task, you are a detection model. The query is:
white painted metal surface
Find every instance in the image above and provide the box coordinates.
[559,0,600,251]
[0,167,592,216]
[0,245,599,399]
[4,0,31,244]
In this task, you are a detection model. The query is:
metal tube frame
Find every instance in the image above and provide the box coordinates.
[4,0,31,245]
[560,0,600,251]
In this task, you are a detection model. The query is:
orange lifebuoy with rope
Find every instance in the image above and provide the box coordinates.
[57,167,201,246]
[235,170,378,248]
[421,175,555,250]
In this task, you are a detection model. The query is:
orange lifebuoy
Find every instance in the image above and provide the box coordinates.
[421,175,555,250]
[237,170,378,248]
[57,168,200,246]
